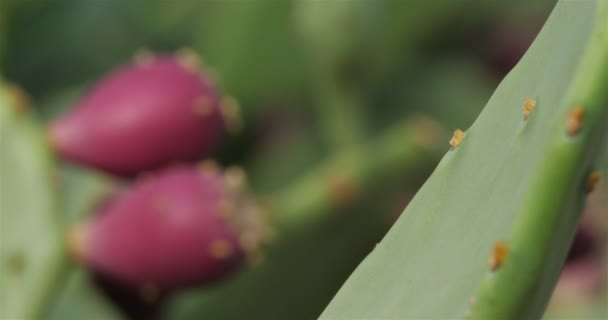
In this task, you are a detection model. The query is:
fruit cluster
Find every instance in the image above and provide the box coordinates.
[50,51,267,293]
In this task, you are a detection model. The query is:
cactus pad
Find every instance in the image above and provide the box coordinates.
[320,1,608,319]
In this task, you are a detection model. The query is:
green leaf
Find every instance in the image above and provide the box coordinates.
[320,1,608,319]
[0,82,65,319]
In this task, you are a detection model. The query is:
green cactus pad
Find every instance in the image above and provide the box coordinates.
[320,1,608,319]
[0,83,65,319]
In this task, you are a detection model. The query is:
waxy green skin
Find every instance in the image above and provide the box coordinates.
[320,1,608,319]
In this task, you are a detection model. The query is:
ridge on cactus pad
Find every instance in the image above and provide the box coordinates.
[320,1,608,319]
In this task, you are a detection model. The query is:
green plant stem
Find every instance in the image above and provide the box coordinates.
[269,116,446,231]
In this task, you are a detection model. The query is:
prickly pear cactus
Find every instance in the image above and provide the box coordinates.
[49,51,227,176]
[69,165,266,291]
[320,1,608,319]
[0,82,65,319]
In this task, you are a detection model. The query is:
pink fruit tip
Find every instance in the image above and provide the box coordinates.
[72,165,269,291]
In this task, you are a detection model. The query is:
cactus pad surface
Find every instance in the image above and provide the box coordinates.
[320,1,608,319]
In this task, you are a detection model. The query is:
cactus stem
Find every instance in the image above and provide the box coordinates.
[219,96,243,134]
[139,283,161,304]
[209,239,233,260]
[488,242,509,271]
[133,49,155,68]
[522,98,536,120]
[449,129,465,150]
[566,106,585,136]
[192,96,214,116]
[586,171,601,194]
[176,47,203,73]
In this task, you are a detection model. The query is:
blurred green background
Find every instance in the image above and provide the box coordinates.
[1,0,605,319]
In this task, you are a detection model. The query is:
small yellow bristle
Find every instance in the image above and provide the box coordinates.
[327,175,359,207]
[176,47,202,72]
[410,116,443,149]
[6,83,31,114]
[133,49,155,68]
[224,166,247,191]
[468,297,476,307]
[239,231,260,253]
[198,160,219,174]
[522,98,536,120]
[449,129,465,150]
[193,96,214,116]
[66,224,89,262]
[209,239,233,259]
[566,106,585,136]
[6,253,25,275]
[488,241,509,271]
[220,96,243,134]
[218,200,236,221]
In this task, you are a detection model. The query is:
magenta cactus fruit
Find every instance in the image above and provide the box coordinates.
[49,50,228,176]
[68,164,267,291]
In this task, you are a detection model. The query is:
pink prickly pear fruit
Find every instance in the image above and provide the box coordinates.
[49,50,233,176]
[68,164,268,291]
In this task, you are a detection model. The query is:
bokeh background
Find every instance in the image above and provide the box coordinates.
[1,0,606,319]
